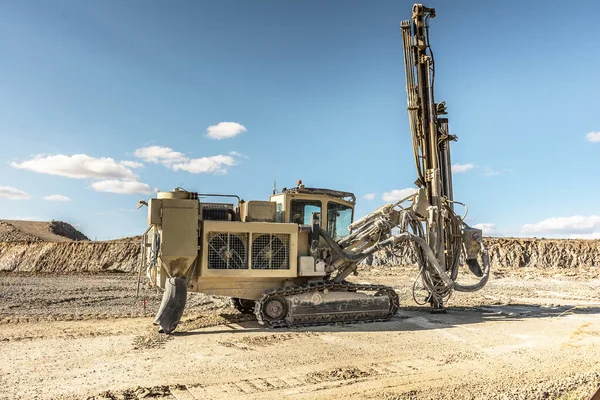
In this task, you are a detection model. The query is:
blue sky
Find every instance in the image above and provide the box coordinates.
[1,0,599,240]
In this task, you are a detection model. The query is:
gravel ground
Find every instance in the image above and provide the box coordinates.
[1,266,599,399]
[0,273,229,324]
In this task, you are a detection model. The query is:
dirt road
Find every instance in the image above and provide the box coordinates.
[1,267,599,399]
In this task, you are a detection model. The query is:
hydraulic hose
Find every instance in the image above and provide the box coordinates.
[318,227,367,263]
[319,228,453,287]
[364,233,454,287]
[320,226,490,292]
[378,233,490,292]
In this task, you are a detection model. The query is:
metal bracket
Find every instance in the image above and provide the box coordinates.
[435,101,447,115]
[425,169,434,182]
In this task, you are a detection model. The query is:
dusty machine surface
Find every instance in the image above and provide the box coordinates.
[138,3,490,334]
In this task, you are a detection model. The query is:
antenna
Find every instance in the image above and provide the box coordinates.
[273,180,277,195]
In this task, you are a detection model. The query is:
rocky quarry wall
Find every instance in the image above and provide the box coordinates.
[368,237,600,269]
[0,237,599,274]
[0,241,140,273]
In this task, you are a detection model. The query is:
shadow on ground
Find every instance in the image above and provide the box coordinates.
[173,304,600,336]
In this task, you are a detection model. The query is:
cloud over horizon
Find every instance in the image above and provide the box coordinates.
[134,145,241,175]
[133,146,187,165]
[521,215,600,238]
[382,188,417,202]
[473,223,498,235]
[452,163,475,173]
[585,132,600,142]
[11,154,138,181]
[205,122,247,140]
[171,155,238,174]
[10,154,157,196]
[0,186,30,200]
[120,160,144,169]
[43,194,71,202]
[228,151,249,159]
[90,180,155,195]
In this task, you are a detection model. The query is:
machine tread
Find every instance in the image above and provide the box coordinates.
[255,282,399,328]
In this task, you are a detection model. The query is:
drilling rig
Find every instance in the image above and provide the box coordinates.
[138,3,490,334]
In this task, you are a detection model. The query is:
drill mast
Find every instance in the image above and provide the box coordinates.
[401,5,461,307]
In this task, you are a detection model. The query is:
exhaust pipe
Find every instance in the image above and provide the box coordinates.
[153,277,188,334]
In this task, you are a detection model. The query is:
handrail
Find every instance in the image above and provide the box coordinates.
[136,225,153,297]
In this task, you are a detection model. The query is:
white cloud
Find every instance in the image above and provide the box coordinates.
[9,216,41,221]
[120,160,144,169]
[133,146,187,165]
[382,188,417,202]
[483,168,500,177]
[452,163,475,173]
[481,166,514,177]
[473,223,497,235]
[521,215,600,237]
[229,150,249,159]
[90,180,155,195]
[11,154,138,181]
[568,232,600,239]
[205,122,247,140]
[134,145,242,175]
[43,194,71,202]
[171,155,238,174]
[0,186,30,200]
[362,193,376,201]
[585,132,600,142]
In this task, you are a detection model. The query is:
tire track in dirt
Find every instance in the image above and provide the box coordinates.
[93,358,600,400]
[90,362,418,400]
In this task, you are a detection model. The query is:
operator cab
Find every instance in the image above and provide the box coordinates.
[269,181,355,240]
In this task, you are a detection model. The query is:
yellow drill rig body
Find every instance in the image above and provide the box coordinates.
[139,4,490,333]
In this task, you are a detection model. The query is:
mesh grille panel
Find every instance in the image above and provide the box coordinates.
[207,232,248,269]
[251,233,290,270]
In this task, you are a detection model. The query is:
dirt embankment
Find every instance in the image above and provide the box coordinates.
[0,219,140,273]
[0,241,140,273]
[1,234,599,274]
[368,237,600,270]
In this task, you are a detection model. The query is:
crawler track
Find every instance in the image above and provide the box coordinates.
[255,282,400,328]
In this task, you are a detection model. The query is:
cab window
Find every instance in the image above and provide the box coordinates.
[275,201,283,222]
[290,200,321,225]
[327,202,353,239]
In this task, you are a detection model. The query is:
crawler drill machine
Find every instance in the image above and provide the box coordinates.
[138,4,490,333]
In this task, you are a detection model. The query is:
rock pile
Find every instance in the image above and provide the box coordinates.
[0,220,88,242]
[0,221,40,242]
[48,220,89,241]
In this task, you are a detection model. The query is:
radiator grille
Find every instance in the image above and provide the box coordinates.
[251,233,290,270]
[207,232,248,269]
[201,204,230,221]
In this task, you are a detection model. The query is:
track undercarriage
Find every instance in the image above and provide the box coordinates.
[254,282,400,328]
